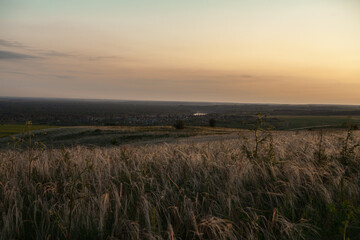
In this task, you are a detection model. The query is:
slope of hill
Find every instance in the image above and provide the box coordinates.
[0,129,359,239]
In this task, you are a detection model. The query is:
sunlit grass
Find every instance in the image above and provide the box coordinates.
[0,129,359,239]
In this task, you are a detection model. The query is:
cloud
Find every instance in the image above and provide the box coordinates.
[2,70,33,76]
[0,38,74,58]
[55,75,72,79]
[40,50,75,57]
[87,55,120,61]
[0,38,124,62]
[0,50,39,60]
[0,39,27,49]
[240,75,252,78]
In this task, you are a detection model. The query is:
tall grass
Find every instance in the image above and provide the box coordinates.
[0,130,359,239]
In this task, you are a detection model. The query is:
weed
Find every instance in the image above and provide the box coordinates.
[313,129,327,165]
[241,113,275,163]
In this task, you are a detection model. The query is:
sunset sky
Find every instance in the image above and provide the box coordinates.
[1,0,359,104]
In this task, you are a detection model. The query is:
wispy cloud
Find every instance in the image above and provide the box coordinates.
[0,38,123,62]
[0,50,39,60]
[2,70,34,76]
[55,74,72,79]
[0,39,27,49]
[40,50,75,57]
[88,55,120,61]
[240,75,252,78]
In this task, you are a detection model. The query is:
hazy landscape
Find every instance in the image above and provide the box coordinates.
[1,0,360,239]
[1,122,360,239]
[0,99,359,239]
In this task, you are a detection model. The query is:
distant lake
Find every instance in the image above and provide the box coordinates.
[193,112,207,116]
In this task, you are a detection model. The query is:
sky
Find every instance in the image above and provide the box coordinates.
[0,0,359,104]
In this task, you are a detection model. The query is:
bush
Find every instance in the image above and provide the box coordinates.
[351,124,359,130]
[174,120,185,129]
[209,118,216,127]
[110,137,118,145]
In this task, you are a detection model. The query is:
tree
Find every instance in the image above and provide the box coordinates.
[209,118,216,127]
[174,120,185,129]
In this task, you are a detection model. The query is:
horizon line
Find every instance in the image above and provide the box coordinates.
[1,95,359,107]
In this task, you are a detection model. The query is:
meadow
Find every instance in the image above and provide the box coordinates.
[0,125,242,149]
[0,128,359,239]
[273,116,360,130]
[0,124,57,138]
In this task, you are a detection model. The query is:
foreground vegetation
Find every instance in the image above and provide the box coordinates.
[0,129,359,239]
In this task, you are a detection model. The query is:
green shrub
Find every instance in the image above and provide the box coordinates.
[174,120,185,129]
[110,137,118,145]
[209,118,216,127]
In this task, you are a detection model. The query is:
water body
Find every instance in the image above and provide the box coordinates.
[193,113,207,116]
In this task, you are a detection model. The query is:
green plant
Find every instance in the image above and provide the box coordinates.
[241,113,273,161]
[25,121,34,178]
[339,127,360,169]
[313,129,327,165]
[110,137,118,145]
[327,200,360,240]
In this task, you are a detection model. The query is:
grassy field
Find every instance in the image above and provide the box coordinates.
[212,115,360,130]
[0,124,57,138]
[0,129,359,239]
[271,116,360,130]
[0,126,243,148]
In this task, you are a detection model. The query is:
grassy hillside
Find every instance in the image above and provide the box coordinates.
[0,130,359,239]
